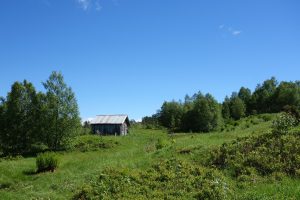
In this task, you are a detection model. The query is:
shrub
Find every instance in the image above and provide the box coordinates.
[155,138,170,150]
[244,123,250,129]
[250,119,260,125]
[72,184,94,200]
[272,113,297,134]
[73,159,232,200]
[68,135,118,152]
[36,152,58,173]
[208,131,300,178]
[261,114,273,122]
[1,155,23,161]
[30,143,49,155]
[0,182,12,190]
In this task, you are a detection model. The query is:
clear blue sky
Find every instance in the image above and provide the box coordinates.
[0,0,300,121]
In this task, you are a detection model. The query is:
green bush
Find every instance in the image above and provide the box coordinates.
[0,155,23,161]
[30,143,49,155]
[68,135,118,152]
[234,122,239,127]
[0,182,12,190]
[208,130,300,179]
[244,123,250,129]
[155,138,170,150]
[272,113,297,134]
[36,152,58,173]
[260,114,273,122]
[250,119,260,125]
[73,159,232,200]
[72,184,94,200]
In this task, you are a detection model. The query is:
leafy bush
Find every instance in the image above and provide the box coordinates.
[250,119,260,125]
[68,135,118,152]
[244,123,250,129]
[0,155,23,162]
[73,159,232,200]
[30,143,49,155]
[0,182,12,190]
[155,138,170,150]
[260,114,273,122]
[272,113,297,134]
[36,152,58,173]
[208,131,300,178]
[72,184,94,200]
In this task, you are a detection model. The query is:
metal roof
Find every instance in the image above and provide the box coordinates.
[90,115,129,125]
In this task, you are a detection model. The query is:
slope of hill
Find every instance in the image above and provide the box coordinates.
[1,114,300,199]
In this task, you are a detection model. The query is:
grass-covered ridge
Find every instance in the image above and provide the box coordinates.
[1,114,300,199]
[73,159,231,200]
[209,131,300,177]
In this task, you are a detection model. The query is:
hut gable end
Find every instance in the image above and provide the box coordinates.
[90,115,130,136]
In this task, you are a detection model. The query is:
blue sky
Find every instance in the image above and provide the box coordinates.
[0,0,300,121]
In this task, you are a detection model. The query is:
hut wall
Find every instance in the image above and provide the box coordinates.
[92,124,122,135]
[120,123,128,135]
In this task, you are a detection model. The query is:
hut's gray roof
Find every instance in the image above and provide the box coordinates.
[90,115,129,125]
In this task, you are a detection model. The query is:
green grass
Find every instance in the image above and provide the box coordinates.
[234,178,300,199]
[1,113,299,199]
[0,129,166,199]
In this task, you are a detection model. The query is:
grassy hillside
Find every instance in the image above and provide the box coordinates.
[1,114,300,199]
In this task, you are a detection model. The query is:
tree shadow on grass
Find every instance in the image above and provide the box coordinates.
[0,182,12,190]
[23,169,38,176]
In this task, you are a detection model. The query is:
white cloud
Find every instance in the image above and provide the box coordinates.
[232,30,242,36]
[219,25,242,37]
[81,117,94,124]
[135,119,142,123]
[77,0,90,11]
[76,0,104,12]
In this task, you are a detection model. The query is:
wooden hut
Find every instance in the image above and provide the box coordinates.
[90,115,130,136]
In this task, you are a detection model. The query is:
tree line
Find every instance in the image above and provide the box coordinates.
[142,77,300,132]
[0,71,81,155]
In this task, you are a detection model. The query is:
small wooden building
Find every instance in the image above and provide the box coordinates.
[90,115,130,136]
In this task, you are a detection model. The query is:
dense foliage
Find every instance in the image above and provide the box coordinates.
[42,71,81,150]
[209,113,300,178]
[36,152,59,173]
[143,77,300,133]
[73,159,232,200]
[0,81,40,155]
[0,71,81,155]
[143,93,223,133]
[67,135,119,152]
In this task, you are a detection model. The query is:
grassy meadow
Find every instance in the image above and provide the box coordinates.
[1,114,300,199]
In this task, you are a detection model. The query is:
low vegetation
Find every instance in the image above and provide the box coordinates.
[67,135,119,152]
[71,113,300,200]
[209,113,300,178]
[210,132,300,178]
[0,114,300,199]
[73,159,231,200]
[36,152,59,173]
